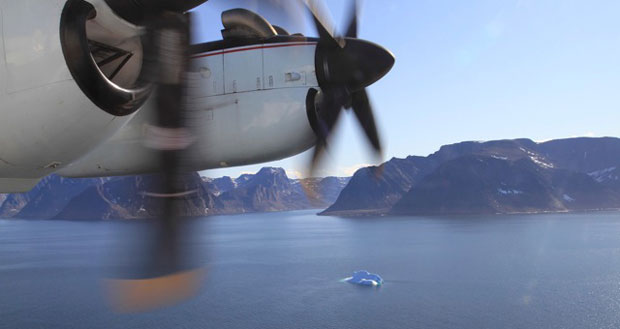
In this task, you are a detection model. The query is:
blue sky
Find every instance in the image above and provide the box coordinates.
[194,0,620,178]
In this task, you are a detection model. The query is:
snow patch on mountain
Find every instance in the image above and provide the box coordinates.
[588,167,618,183]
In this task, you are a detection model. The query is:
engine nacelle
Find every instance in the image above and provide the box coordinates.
[0,0,147,191]
[60,0,151,116]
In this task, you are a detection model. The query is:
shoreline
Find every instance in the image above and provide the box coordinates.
[320,207,620,218]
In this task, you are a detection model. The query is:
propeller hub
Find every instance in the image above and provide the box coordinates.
[316,38,395,92]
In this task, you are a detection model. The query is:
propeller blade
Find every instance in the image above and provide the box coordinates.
[305,89,345,177]
[345,0,358,38]
[106,11,204,313]
[302,0,345,48]
[351,89,382,155]
[149,11,191,280]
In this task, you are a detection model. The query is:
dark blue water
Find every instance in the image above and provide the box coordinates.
[3,211,620,329]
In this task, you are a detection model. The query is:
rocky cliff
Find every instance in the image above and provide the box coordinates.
[324,137,620,216]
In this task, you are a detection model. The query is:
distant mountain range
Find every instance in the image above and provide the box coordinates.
[0,168,349,220]
[324,137,620,216]
[2,137,620,219]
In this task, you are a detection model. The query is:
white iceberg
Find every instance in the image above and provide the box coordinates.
[345,270,383,286]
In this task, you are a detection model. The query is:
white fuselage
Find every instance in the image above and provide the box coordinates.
[0,0,318,192]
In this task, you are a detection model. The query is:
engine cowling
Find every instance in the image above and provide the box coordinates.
[60,0,151,116]
[59,0,209,117]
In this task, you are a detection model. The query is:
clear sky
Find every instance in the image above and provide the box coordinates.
[193,0,620,178]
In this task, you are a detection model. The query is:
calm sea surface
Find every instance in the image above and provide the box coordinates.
[3,211,620,329]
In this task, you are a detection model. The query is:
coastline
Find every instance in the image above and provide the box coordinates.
[320,207,620,218]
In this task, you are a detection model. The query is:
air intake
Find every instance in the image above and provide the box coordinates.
[221,8,277,40]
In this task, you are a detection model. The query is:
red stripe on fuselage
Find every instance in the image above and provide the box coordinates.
[191,42,317,59]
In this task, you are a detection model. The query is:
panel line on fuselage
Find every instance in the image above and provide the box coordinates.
[191,42,317,59]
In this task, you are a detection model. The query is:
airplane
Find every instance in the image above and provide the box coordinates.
[0,0,394,311]
[0,0,394,192]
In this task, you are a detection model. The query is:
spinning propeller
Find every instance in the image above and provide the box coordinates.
[304,0,395,175]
